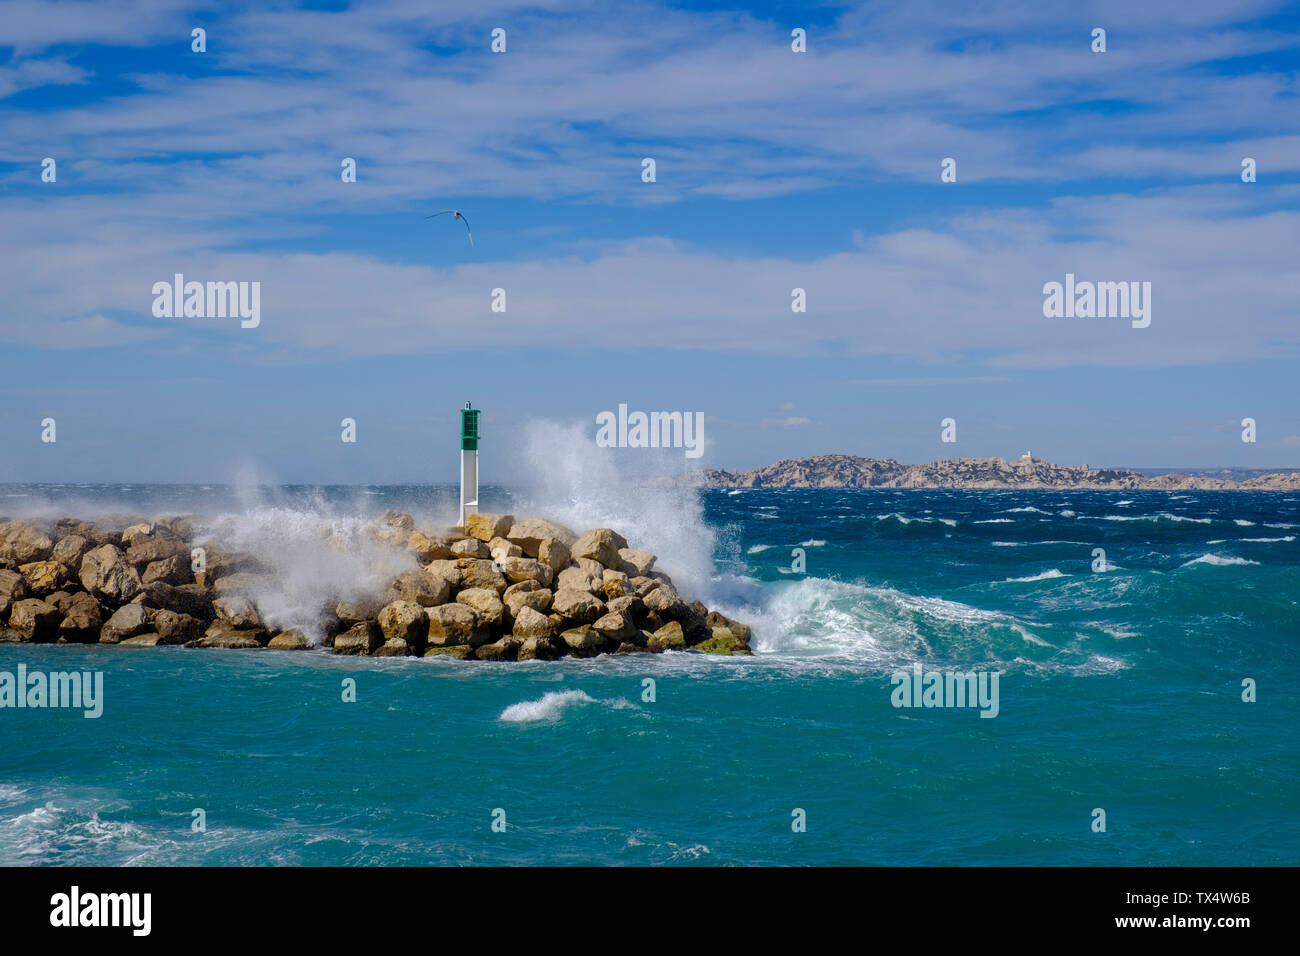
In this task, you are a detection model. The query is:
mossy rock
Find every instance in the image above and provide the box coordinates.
[423,645,474,660]
[692,627,752,656]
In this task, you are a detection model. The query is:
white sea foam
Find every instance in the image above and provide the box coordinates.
[1004,507,1050,514]
[1234,519,1257,527]
[514,420,716,602]
[799,539,826,547]
[753,576,1083,667]
[1004,569,1067,582]
[1097,513,1212,524]
[498,690,632,723]
[1180,554,1260,567]
[195,497,418,644]
[974,519,1014,524]
[992,539,1092,547]
[875,513,956,527]
[746,544,773,554]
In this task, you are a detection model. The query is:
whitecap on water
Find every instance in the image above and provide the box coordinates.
[498,689,634,723]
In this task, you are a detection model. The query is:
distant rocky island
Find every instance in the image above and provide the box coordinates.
[702,453,1300,491]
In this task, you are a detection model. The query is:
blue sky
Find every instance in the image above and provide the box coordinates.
[1,0,1298,483]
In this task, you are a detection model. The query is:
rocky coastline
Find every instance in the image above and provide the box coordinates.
[0,512,752,660]
[702,454,1300,491]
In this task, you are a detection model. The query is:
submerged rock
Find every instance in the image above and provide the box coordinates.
[268,629,311,651]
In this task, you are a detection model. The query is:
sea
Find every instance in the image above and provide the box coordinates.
[2,479,1297,866]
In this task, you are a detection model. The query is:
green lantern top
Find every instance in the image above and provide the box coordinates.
[461,404,479,451]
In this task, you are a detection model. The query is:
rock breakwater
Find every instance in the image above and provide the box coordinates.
[0,511,752,660]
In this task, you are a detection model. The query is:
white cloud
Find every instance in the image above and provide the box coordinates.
[0,186,1295,369]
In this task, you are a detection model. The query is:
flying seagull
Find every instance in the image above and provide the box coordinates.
[424,209,474,247]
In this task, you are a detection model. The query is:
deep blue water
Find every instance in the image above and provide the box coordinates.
[1,484,1297,865]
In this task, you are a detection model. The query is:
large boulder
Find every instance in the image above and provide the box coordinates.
[154,609,205,645]
[648,620,686,651]
[214,595,263,629]
[592,610,637,643]
[600,569,634,600]
[423,644,474,660]
[392,571,450,608]
[517,636,558,661]
[464,513,515,543]
[45,590,75,614]
[550,588,606,625]
[705,611,752,645]
[617,548,657,577]
[125,535,188,567]
[506,518,578,556]
[119,633,162,647]
[55,518,97,539]
[556,564,600,594]
[512,606,553,639]
[373,637,415,657]
[79,545,143,604]
[693,626,753,655]
[644,582,684,616]
[336,595,387,626]
[51,534,91,567]
[422,559,462,587]
[427,604,488,647]
[267,629,310,650]
[378,600,428,644]
[1,523,54,565]
[474,636,521,661]
[198,621,268,648]
[332,621,382,655]
[451,538,490,558]
[0,568,29,618]
[531,537,567,573]
[455,588,505,628]
[101,603,149,643]
[142,581,214,619]
[10,599,62,641]
[560,625,607,656]
[19,561,72,597]
[606,594,644,619]
[58,592,103,642]
[408,529,454,561]
[571,528,628,569]
[499,556,552,588]
[456,558,507,593]
[142,555,191,586]
[487,537,522,561]
[120,522,155,547]
[503,582,552,618]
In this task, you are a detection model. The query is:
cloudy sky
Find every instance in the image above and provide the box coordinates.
[1,0,1297,483]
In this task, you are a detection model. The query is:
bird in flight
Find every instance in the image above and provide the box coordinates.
[424,209,474,247]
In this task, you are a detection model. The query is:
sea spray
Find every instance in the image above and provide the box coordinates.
[498,689,634,723]
[194,490,420,644]
[515,420,718,603]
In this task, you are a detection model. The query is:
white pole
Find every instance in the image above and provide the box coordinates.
[459,447,478,526]
[459,404,479,527]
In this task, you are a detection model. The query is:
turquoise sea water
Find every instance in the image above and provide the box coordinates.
[1,485,1297,865]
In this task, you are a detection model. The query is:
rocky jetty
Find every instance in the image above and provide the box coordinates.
[0,512,752,660]
[703,454,1300,491]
